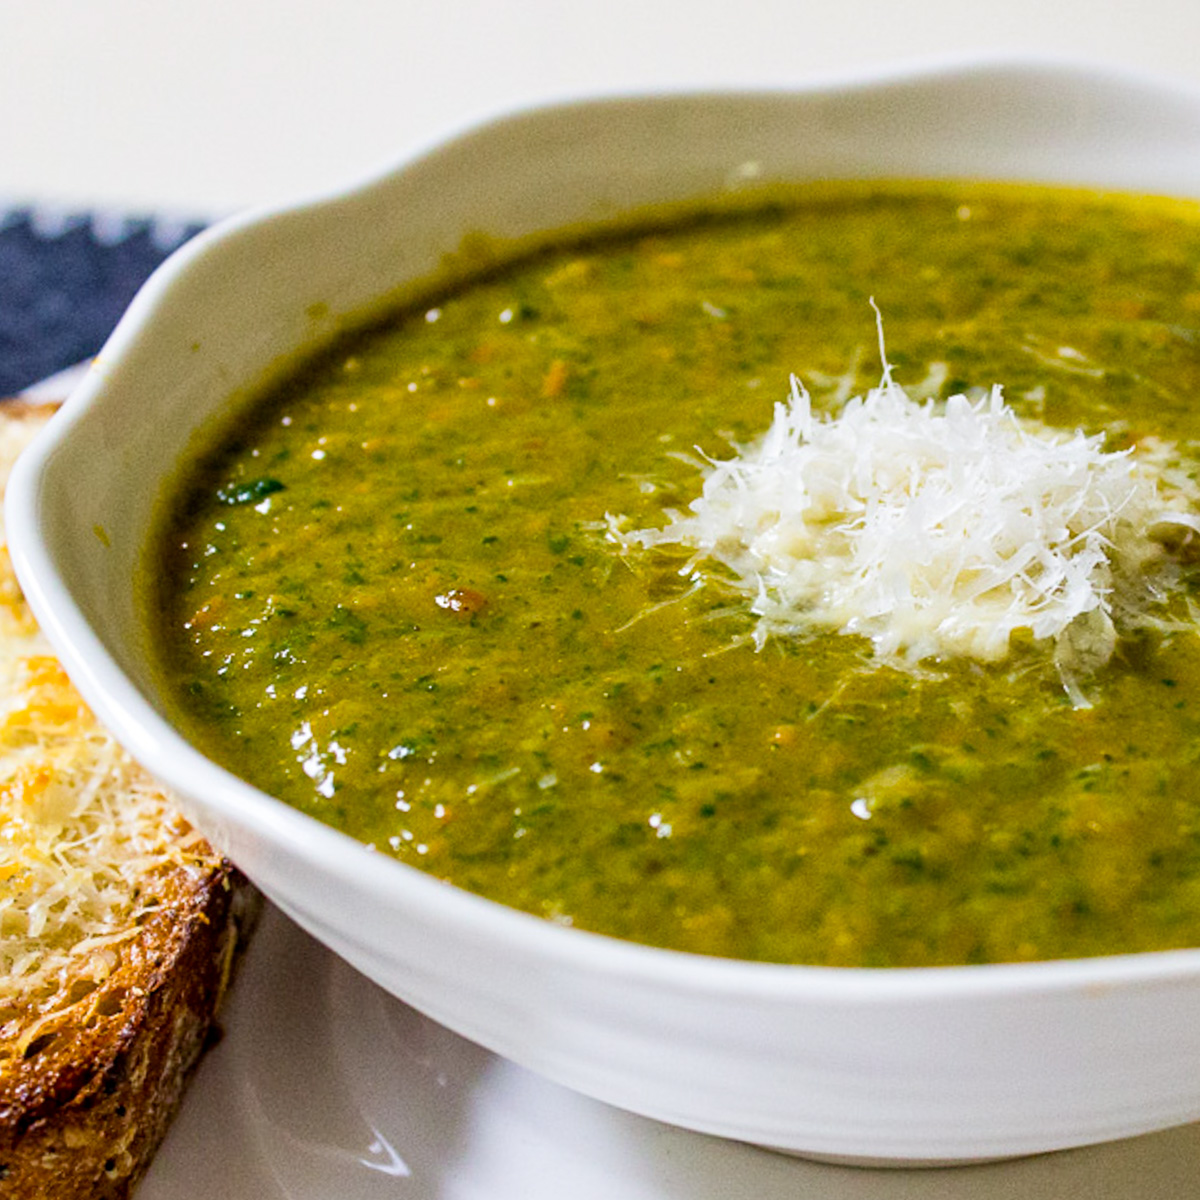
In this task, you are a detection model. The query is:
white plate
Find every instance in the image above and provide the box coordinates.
[140,906,1200,1200]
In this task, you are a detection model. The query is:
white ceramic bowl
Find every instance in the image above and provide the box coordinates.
[12,58,1200,1165]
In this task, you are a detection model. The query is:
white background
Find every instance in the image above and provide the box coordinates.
[3,0,1200,215]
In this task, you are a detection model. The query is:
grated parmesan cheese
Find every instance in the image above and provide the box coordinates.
[612,338,1200,697]
[0,416,215,1026]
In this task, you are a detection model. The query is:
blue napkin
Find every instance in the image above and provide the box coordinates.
[0,207,207,395]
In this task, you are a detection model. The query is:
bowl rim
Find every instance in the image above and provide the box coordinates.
[12,51,1200,1007]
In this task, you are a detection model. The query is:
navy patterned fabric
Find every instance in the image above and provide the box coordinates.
[0,208,206,395]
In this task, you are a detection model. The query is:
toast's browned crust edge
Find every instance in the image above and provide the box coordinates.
[0,399,60,421]
[0,862,260,1199]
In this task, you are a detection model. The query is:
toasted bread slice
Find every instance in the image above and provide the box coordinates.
[0,402,258,1198]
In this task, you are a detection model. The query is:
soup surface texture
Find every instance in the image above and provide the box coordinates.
[154,183,1200,967]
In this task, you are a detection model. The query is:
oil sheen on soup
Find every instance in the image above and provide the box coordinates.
[153,182,1200,967]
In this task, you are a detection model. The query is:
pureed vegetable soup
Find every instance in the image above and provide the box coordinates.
[152,182,1200,967]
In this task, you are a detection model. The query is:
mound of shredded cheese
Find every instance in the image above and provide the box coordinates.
[0,419,211,1031]
[613,354,1200,696]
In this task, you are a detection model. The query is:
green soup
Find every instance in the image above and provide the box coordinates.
[152,182,1200,967]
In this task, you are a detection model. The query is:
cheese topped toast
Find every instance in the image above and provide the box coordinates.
[0,402,257,1198]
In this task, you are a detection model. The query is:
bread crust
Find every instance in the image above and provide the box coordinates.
[0,862,257,1199]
